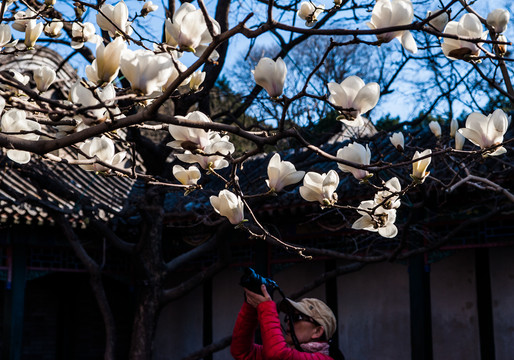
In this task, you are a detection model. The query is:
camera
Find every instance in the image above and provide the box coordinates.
[239,267,279,297]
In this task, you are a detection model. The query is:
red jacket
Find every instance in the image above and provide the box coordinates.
[231,301,333,360]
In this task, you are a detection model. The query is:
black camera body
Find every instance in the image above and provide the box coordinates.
[239,267,278,297]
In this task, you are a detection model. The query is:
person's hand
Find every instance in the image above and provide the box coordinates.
[244,284,272,308]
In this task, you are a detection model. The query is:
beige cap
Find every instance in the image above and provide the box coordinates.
[279,298,337,339]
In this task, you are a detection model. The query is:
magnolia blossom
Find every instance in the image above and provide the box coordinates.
[299,170,339,206]
[487,9,510,33]
[79,135,126,172]
[142,1,158,16]
[172,165,201,186]
[374,177,402,210]
[210,189,245,225]
[162,57,190,91]
[43,20,63,37]
[10,70,29,85]
[96,0,133,38]
[411,149,432,183]
[168,111,212,150]
[426,10,449,32]
[69,82,118,124]
[253,57,287,98]
[429,121,441,137]
[442,14,488,61]
[12,9,36,32]
[455,131,465,150]
[336,142,371,180]
[328,76,380,127]
[352,200,398,238]
[497,34,508,55]
[24,20,43,48]
[33,66,56,92]
[366,0,417,53]
[71,22,99,49]
[266,153,305,192]
[176,134,235,170]
[120,49,173,95]
[165,3,220,55]
[389,132,404,151]
[86,37,126,85]
[458,109,509,156]
[0,24,14,48]
[189,71,205,92]
[1,109,41,164]
[297,2,324,27]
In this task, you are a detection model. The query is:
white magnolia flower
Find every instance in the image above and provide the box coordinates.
[389,132,404,151]
[69,81,117,124]
[86,37,126,85]
[168,111,212,150]
[0,24,13,48]
[79,135,126,172]
[71,22,99,49]
[177,133,235,170]
[253,57,287,98]
[458,109,509,156]
[297,2,324,27]
[450,118,458,137]
[336,142,371,180]
[487,8,510,34]
[210,189,244,225]
[165,3,220,54]
[352,200,398,238]
[426,10,449,32]
[43,20,63,37]
[120,49,173,95]
[24,19,43,48]
[299,170,339,206]
[266,153,305,192]
[366,0,417,53]
[162,57,190,91]
[172,165,201,185]
[96,0,133,38]
[442,13,488,61]
[10,70,29,85]
[429,121,441,137]
[189,71,205,92]
[328,76,380,127]
[12,9,36,32]
[142,1,158,16]
[455,131,465,150]
[411,149,432,183]
[374,177,401,210]
[33,66,56,92]
[1,109,41,164]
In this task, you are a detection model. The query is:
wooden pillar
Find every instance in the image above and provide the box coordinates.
[2,240,27,360]
[409,254,433,360]
[475,248,495,360]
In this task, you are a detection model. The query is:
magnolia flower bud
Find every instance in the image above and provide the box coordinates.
[189,71,205,92]
[33,66,56,92]
[336,142,372,180]
[96,0,133,38]
[389,132,404,151]
[450,118,458,137]
[24,20,43,49]
[44,20,63,37]
[497,34,508,56]
[142,1,158,17]
[10,70,30,85]
[366,0,417,53]
[487,8,510,33]
[45,0,56,6]
[426,10,449,32]
[411,149,432,183]
[429,121,441,137]
[210,189,245,225]
[297,2,324,27]
[455,131,465,150]
[266,153,305,192]
[334,0,342,6]
[253,57,287,98]
[173,165,201,185]
[458,109,509,157]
